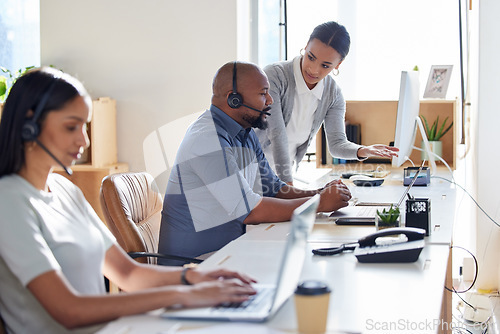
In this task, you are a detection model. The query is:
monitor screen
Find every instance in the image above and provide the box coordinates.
[392,71,420,168]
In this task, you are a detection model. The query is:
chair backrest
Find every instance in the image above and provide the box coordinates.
[100,172,163,264]
[0,312,6,334]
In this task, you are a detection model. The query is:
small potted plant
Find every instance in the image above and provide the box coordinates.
[375,205,400,230]
[1,66,35,102]
[1,66,37,119]
[419,115,453,162]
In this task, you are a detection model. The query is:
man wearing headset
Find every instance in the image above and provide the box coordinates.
[158,61,351,265]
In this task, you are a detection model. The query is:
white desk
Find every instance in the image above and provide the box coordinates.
[97,170,456,334]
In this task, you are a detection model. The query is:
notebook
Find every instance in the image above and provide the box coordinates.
[331,162,425,225]
[161,194,320,322]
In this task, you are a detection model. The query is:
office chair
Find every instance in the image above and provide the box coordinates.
[0,313,6,334]
[99,172,202,265]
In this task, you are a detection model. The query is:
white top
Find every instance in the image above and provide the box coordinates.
[0,173,116,334]
[287,56,323,165]
[265,57,323,172]
[256,56,361,183]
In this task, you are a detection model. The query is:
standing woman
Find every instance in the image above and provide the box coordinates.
[256,21,398,184]
[0,67,255,334]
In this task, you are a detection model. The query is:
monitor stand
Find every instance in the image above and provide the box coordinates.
[415,116,437,175]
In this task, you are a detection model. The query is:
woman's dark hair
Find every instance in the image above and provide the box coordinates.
[308,21,351,60]
[0,67,90,177]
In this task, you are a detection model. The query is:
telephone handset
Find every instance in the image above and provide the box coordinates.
[312,227,426,263]
[355,227,425,263]
[357,227,425,247]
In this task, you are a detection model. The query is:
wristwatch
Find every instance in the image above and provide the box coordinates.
[180,267,192,285]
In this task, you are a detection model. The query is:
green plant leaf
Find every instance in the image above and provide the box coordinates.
[434,117,453,141]
[0,76,7,101]
[430,116,440,141]
[376,205,400,223]
[420,115,453,141]
[420,115,430,139]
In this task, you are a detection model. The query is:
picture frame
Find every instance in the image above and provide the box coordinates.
[423,65,453,99]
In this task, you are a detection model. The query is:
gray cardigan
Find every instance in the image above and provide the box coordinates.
[256,57,362,183]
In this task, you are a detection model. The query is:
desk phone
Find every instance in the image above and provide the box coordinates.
[313,227,425,263]
[354,227,425,263]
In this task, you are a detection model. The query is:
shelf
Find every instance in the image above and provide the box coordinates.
[317,100,457,169]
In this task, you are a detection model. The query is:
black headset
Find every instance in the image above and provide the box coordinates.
[21,78,58,142]
[227,62,244,109]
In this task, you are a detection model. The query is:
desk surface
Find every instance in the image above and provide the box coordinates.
[97,169,456,334]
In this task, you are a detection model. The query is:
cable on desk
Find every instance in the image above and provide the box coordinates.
[312,242,358,256]
[451,326,474,334]
[432,176,500,228]
[413,146,456,182]
[452,310,491,334]
[446,245,479,294]
[444,245,479,318]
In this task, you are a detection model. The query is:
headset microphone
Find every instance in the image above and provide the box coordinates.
[227,62,271,116]
[35,139,73,176]
[242,103,272,116]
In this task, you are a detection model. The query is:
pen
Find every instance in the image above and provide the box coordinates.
[217,255,231,265]
[115,326,131,334]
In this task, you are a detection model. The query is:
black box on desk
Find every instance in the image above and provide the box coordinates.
[404,167,430,186]
[405,198,431,236]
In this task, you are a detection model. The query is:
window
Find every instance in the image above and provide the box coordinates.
[258,0,460,101]
[0,0,40,77]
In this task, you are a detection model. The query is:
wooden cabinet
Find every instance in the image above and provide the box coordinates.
[317,100,457,168]
[55,97,128,221]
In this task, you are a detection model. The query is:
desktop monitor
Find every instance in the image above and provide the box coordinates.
[392,71,420,168]
[391,71,437,173]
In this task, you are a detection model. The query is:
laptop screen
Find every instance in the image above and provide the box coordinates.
[269,194,320,313]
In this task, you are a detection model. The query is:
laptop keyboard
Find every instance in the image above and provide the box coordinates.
[357,206,379,216]
[213,286,275,313]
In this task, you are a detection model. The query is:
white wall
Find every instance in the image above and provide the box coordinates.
[40,1,500,289]
[40,0,238,189]
[475,0,500,291]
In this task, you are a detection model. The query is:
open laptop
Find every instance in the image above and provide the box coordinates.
[162,194,320,322]
[331,162,425,225]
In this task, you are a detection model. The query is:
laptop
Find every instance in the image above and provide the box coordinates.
[331,162,425,225]
[162,194,320,322]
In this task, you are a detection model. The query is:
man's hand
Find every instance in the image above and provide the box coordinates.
[317,179,352,212]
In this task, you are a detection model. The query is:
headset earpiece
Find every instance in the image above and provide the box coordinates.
[21,120,40,142]
[227,62,243,109]
[227,92,243,109]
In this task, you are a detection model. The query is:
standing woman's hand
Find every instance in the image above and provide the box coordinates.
[357,145,399,159]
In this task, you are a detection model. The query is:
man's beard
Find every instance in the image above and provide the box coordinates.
[248,107,271,130]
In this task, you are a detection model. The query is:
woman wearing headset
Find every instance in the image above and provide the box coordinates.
[256,21,399,184]
[0,67,255,334]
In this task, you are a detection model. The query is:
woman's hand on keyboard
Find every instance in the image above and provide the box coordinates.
[186,268,257,285]
[178,280,257,308]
